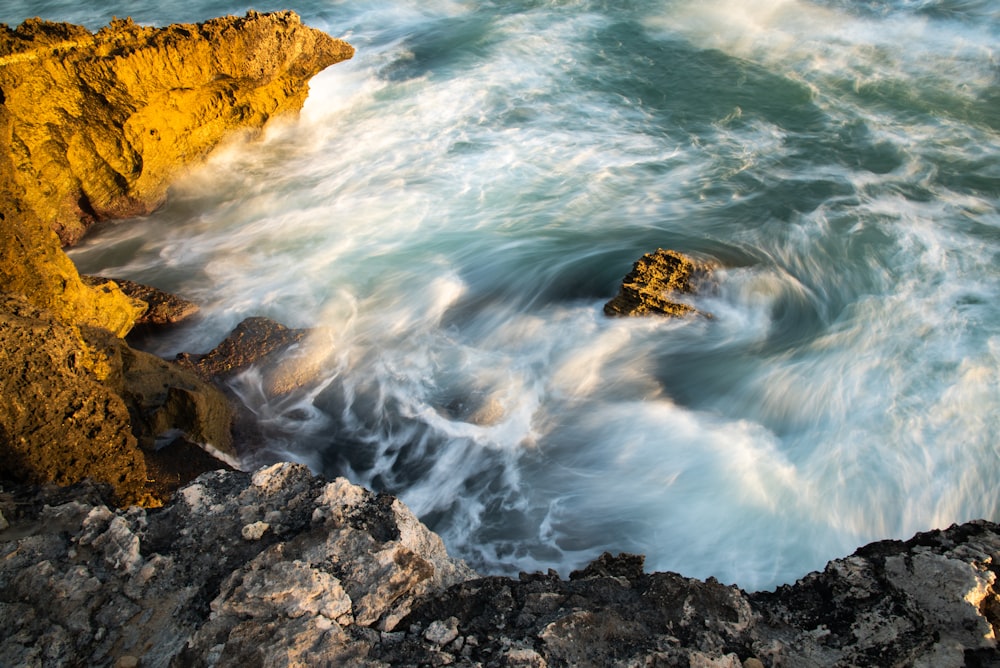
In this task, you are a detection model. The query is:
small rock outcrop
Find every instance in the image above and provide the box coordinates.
[604,248,710,317]
[83,275,200,328]
[1,464,997,667]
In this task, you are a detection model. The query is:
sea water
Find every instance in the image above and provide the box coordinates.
[7,0,998,590]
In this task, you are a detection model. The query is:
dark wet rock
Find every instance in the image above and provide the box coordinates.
[604,248,711,317]
[175,317,309,382]
[173,317,324,467]
[82,275,200,327]
[1,464,997,667]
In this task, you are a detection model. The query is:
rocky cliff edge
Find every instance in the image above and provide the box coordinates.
[1,463,997,667]
[0,12,353,504]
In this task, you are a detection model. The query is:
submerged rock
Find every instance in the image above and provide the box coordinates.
[0,464,997,667]
[604,248,710,317]
[176,317,310,382]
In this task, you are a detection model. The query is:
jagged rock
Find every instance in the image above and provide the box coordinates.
[1,464,997,667]
[0,11,354,245]
[604,248,710,317]
[0,463,474,667]
[83,275,200,327]
[0,10,352,341]
[381,527,1000,667]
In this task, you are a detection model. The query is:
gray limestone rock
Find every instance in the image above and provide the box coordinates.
[1,466,998,667]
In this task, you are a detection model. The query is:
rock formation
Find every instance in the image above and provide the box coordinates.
[0,293,237,505]
[0,295,149,504]
[1,464,997,667]
[83,275,200,328]
[604,248,711,317]
[0,11,354,245]
[0,12,353,503]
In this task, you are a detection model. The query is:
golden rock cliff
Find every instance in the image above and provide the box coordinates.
[0,12,353,503]
[0,11,354,245]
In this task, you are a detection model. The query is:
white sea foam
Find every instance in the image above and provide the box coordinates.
[61,0,1000,589]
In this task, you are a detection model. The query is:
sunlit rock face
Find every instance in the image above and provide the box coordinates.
[0,12,353,503]
[0,11,354,245]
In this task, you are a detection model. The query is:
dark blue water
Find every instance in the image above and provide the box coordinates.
[6,0,996,589]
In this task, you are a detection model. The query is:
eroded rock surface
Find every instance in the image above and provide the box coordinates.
[0,12,352,503]
[1,464,997,667]
[0,463,473,667]
[604,248,711,317]
[0,11,354,245]
[0,295,148,505]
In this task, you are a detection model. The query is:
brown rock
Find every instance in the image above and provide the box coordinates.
[604,248,710,318]
[176,317,309,382]
[83,275,200,327]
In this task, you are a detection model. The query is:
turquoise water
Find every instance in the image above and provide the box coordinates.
[9,0,998,589]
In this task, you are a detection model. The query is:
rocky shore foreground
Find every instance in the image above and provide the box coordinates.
[2,464,998,667]
[1,12,998,667]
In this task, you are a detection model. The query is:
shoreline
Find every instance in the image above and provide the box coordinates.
[1,11,998,666]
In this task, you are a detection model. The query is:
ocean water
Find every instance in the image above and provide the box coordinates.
[7,0,998,590]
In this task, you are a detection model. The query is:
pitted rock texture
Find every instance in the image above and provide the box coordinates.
[604,248,711,317]
[1,464,998,667]
[0,294,234,504]
[0,463,474,667]
[0,295,148,505]
[0,11,354,245]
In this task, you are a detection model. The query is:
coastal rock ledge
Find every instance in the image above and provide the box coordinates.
[0,12,353,503]
[2,463,998,667]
